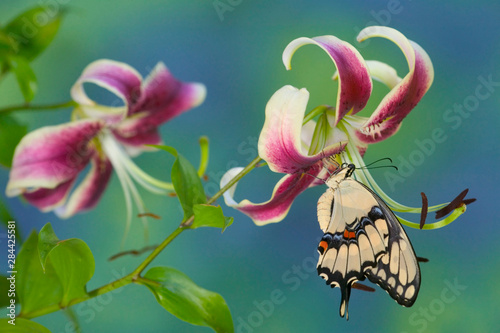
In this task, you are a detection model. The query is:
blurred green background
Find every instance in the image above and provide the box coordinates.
[1,0,499,332]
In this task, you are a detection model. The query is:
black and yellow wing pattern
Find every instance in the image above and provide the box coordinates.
[316,164,420,319]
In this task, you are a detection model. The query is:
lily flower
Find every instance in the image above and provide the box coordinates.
[6,59,206,226]
[221,26,471,228]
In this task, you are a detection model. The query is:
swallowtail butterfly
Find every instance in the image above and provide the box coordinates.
[316,163,420,319]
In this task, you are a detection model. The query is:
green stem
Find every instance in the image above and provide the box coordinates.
[22,155,263,320]
[302,105,330,125]
[131,227,185,276]
[197,136,210,178]
[0,100,77,114]
[207,156,261,205]
[21,273,133,319]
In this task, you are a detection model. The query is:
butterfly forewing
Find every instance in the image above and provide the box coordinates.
[316,165,420,319]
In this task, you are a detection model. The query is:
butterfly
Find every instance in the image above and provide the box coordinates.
[316,162,420,320]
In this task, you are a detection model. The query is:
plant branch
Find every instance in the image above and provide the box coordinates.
[132,155,262,274]
[131,226,185,276]
[208,156,262,205]
[22,155,262,319]
[0,100,77,114]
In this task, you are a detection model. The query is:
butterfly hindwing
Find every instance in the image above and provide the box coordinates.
[316,164,420,319]
[363,186,421,307]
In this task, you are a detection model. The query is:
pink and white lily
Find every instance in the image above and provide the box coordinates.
[221,26,469,228]
[6,59,205,224]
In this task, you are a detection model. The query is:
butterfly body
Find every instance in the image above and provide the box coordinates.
[316,163,420,319]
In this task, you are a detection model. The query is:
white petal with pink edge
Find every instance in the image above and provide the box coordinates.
[220,165,322,225]
[258,85,345,174]
[6,119,103,196]
[55,153,113,218]
[355,26,434,143]
[283,36,372,126]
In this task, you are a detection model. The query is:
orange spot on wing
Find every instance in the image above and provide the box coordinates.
[319,241,328,252]
[344,229,356,239]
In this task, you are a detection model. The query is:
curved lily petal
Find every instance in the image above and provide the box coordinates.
[283,36,372,126]
[221,164,322,225]
[355,26,434,143]
[74,104,127,124]
[332,60,401,90]
[71,59,143,123]
[23,178,76,212]
[258,85,345,174]
[114,62,206,140]
[364,60,402,89]
[6,119,103,196]
[220,167,244,207]
[300,120,316,154]
[55,153,113,218]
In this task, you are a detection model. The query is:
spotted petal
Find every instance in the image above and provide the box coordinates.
[6,119,104,197]
[71,59,143,124]
[333,60,401,90]
[283,36,372,126]
[221,164,322,225]
[55,152,113,218]
[355,26,434,143]
[258,85,345,174]
[113,62,206,143]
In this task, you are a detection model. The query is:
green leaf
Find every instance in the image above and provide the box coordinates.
[141,267,233,333]
[37,223,60,271]
[0,200,21,244]
[151,145,207,221]
[3,6,64,61]
[0,113,27,168]
[192,204,233,232]
[0,318,51,332]
[0,31,16,59]
[8,56,37,102]
[0,203,18,307]
[0,200,14,225]
[0,274,16,308]
[16,230,63,315]
[38,223,95,305]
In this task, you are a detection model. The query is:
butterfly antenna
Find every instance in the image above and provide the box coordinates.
[360,165,399,171]
[358,157,398,171]
[362,157,393,168]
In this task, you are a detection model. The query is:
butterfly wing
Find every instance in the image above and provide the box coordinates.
[316,178,420,319]
[360,182,421,307]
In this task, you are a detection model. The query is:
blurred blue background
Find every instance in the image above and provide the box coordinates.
[1,0,499,332]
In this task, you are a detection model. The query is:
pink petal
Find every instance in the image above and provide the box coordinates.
[6,120,103,196]
[55,153,113,218]
[72,59,142,105]
[111,127,162,156]
[221,164,322,226]
[23,178,76,212]
[115,62,206,138]
[355,27,434,143]
[283,36,372,126]
[258,86,345,174]
[70,59,143,123]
